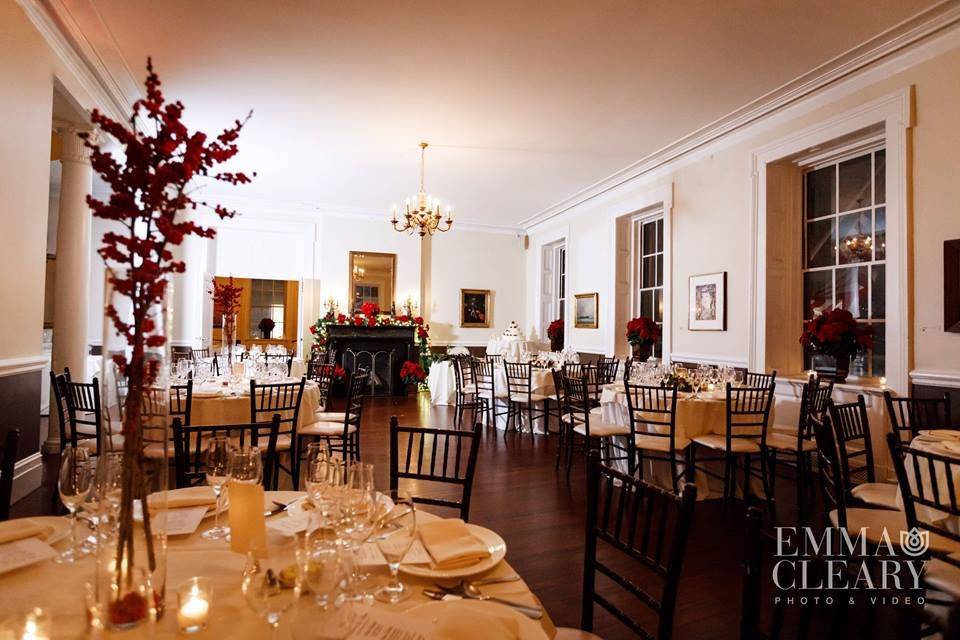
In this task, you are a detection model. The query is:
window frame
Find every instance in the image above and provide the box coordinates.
[630,210,665,358]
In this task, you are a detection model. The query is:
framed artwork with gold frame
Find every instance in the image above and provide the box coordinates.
[460,289,491,328]
[574,293,599,329]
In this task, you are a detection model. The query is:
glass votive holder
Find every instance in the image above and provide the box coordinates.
[0,607,52,640]
[176,577,212,634]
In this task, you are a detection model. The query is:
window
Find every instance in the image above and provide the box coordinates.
[540,240,567,341]
[802,148,886,377]
[632,214,664,357]
[556,246,567,324]
[249,279,286,337]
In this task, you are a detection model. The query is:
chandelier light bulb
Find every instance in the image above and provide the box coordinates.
[390,141,454,237]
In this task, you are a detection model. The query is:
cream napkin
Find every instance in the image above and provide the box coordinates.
[429,601,522,640]
[148,486,217,510]
[0,518,54,545]
[418,519,491,570]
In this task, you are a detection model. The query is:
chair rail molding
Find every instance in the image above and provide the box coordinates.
[0,355,47,378]
[748,87,913,395]
[910,370,960,389]
[668,352,749,369]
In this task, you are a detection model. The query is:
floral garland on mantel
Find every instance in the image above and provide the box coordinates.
[309,301,432,374]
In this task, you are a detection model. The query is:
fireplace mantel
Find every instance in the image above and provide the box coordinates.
[326,325,417,396]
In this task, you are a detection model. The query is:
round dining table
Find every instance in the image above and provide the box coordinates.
[0,491,555,639]
[898,431,960,535]
[599,381,775,499]
[188,378,326,428]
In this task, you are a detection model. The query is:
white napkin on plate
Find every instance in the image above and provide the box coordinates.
[418,518,491,570]
[428,601,522,640]
[0,518,55,545]
[148,486,217,510]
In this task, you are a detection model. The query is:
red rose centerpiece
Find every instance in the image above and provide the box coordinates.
[547,319,564,352]
[800,308,872,382]
[626,316,660,361]
[86,58,252,628]
[211,277,243,366]
[400,360,427,394]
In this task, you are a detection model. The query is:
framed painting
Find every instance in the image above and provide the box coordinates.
[574,293,599,329]
[688,272,726,331]
[460,289,491,328]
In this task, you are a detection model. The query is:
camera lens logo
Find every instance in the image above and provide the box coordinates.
[899,527,930,557]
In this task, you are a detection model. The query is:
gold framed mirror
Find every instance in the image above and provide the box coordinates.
[348,251,397,313]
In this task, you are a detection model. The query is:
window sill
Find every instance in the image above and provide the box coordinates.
[777,372,889,396]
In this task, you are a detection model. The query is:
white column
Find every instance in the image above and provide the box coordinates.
[170,225,207,349]
[46,126,94,452]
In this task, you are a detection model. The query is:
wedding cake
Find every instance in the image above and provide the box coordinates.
[501,321,524,341]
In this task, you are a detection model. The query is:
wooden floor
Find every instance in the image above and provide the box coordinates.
[15,393,910,639]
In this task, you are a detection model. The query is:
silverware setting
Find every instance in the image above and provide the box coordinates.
[263,498,298,517]
[423,578,543,619]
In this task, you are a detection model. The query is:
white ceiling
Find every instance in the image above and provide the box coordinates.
[58,0,939,227]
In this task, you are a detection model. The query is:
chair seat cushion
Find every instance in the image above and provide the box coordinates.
[573,422,629,438]
[925,557,960,599]
[850,482,900,510]
[635,433,690,452]
[764,432,817,452]
[77,434,124,453]
[509,393,549,404]
[299,421,357,437]
[830,508,960,554]
[692,434,761,453]
[461,384,478,395]
[314,411,346,422]
[554,629,604,640]
[561,412,585,425]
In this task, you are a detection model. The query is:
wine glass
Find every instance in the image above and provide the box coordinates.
[303,455,341,525]
[242,537,301,636]
[733,369,745,388]
[80,452,123,551]
[300,533,343,610]
[231,446,263,485]
[56,445,94,563]
[373,491,416,603]
[337,462,376,602]
[689,369,703,399]
[202,437,231,540]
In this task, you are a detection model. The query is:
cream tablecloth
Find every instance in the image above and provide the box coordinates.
[188,379,325,429]
[898,432,960,534]
[491,367,556,434]
[0,491,555,639]
[428,361,457,406]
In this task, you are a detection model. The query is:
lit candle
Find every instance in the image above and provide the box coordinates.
[2,608,51,640]
[177,578,212,633]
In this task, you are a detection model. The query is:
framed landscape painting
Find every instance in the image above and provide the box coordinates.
[460,289,491,328]
[688,272,726,331]
[574,293,599,329]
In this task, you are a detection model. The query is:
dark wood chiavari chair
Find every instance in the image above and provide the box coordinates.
[171,416,280,490]
[563,363,604,408]
[765,375,833,521]
[388,417,482,521]
[0,429,19,521]
[471,358,501,429]
[250,376,305,488]
[191,347,211,361]
[826,396,899,510]
[264,352,294,376]
[745,369,777,388]
[691,383,775,514]
[297,369,368,473]
[572,453,696,639]
[560,370,630,474]
[625,381,691,493]
[62,373,118,456]
[452,355,480,427]
[621,355,645,383]
[504,361,550,435]
[884,391,953,445]
[170,378,193,426]
[595,356,620,385]
[307,362,341,420]
[484,353,504,366]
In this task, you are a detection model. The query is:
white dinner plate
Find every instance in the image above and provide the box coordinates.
[400,523,507,579]
[918,430,960,441]
[3,516,73,546]
[404,600,547,640]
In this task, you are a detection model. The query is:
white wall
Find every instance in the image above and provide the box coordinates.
[428,229,526,346]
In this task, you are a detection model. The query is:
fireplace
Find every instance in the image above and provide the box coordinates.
[326,325,417,396]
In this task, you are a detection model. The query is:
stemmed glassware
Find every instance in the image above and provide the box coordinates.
[230,446,264,485]
[56,445,94,563]
[241,537,300,637]
[202,436,232,540]
[300,533,343,611]
[689,368,704,399]
[336,462,376,603]
[373,491,416,604]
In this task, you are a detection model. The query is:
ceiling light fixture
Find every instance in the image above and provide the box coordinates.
[390,142,453,237]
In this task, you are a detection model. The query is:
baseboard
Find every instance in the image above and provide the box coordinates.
[11,452,43,504]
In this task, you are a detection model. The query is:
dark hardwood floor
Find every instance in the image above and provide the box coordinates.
[15,393,914,639]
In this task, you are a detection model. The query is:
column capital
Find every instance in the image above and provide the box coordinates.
[54,121,99,164]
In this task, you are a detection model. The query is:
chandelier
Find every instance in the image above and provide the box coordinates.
[391,142,453,237]
[843,232,873,261]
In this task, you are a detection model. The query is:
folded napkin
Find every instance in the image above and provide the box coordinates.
[429,601,521,640]
[0,518,54,545]
[418,518,491,570]
[148,486,217,510]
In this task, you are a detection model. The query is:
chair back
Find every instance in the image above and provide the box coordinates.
[745,370,777,388]
[250,377,306,439]
[581,453,697,638]
[564,363,603,405]
[0,430,19,521]
[307,362,336,409]
[170,379,193,426]
[191,348,211,361]
[64,376,103,453]
[622,356,645,383]
[389,417,482,521]
[884,391,952,444]
[49,371,70,448]
[797,375,834,442]
[472,358,495,400]
[342,369,369,434]
[725,383,775,449]
[171,416,280,490]
[503,362,533,398]
[811,414,850,528]
[452,356,475,394]
[624,381,679,452]
[265,352,293,376]
[827,396,875,484]
[484,354,504,367]
[596,356,619,384]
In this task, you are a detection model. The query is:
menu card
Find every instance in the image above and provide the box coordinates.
[228,481,266,555]
[0,538,57,575]
[318,604,432,640]
[154,506,208,536]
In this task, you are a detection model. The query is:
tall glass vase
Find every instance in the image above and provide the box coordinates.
[98,268,170,631]
[222,312,237,372]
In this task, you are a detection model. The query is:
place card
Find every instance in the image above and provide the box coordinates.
[229,481,266,555]
[319,604,432,640]
[154,506,208,536]
[266,512,310,537]
[355,539,431,567]
[0,538,57,575]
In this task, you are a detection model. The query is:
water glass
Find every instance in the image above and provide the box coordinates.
[56,445,94,563]
[242,538,300,636]
[300,534,343,610]
[373,491,416,603]
[202,437,231,540]
[231,447,264,485]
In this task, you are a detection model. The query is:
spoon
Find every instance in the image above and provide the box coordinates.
[421,589,543,619]
[436,576,521,592]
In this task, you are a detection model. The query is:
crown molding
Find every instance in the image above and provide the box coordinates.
[521,0,960,230]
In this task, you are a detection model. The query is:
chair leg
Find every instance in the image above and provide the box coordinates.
[722,453,734,516]
[555,423,565,471]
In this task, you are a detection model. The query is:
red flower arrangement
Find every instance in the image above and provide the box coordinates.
[83,58,252,624]
[800,308,872,357]
[333,365,347,381]
[360,302,380,318]
[400,360,427,385]
[547,319,563,351]
[210,277,242,315]
[626,317,660,345]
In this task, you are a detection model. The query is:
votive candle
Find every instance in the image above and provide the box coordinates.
[177,578,212,633]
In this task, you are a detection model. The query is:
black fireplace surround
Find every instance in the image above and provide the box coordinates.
[326,325,417,396]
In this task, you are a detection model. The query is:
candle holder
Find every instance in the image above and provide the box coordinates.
[0,607,51,640]
[177,577,213,634]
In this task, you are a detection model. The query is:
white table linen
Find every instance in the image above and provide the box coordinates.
[898,433,960,534]
[188,379,324,429]
[0,491,555,639]
[490,366,556,434]
[429,360,457,406]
